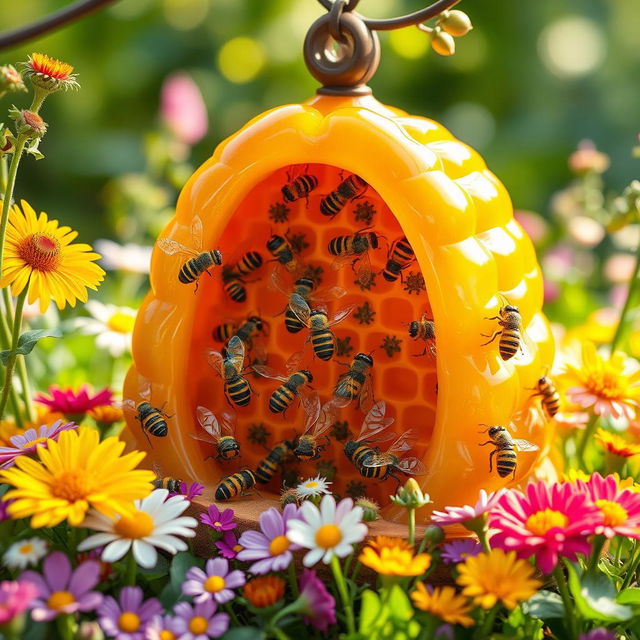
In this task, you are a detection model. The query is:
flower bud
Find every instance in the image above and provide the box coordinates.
[75,621,104,640]
[390,477,431,509]
[280,488,299,508]
[356,497,380,522]
[10,108,47,139]
[569,140,610,175]
[0,65,26,96]
[440,10,473,37]
[424,524,445,545]
[431,29,456,56]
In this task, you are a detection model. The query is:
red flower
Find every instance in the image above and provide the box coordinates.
[35,385,113,416]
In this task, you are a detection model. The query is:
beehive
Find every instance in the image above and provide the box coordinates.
[123,93,557,522]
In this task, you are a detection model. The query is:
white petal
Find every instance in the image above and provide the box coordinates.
[77,533,119,551]
[132,540,157,569]
[303,547,324,567]
[102,539,132,563]
[320,495,336,523]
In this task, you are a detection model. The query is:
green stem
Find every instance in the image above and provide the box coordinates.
[408,507,416,547]
[271,628,292,640]
[125,550,137,586]
[55,614,74,640]
[350,559,362,583]
[0,137,26,276]
[287,561,299,599]
[477,527,491,554]
[224,602,241,627]
[474,604,499,639]
[577,413,599,470]
[0,292,23,424]
[611,237,640,353]
[553,565,578,640]
[0,287,27,420]
[330,555,355,635]
[620,544,640,590]
[587,535,606,573]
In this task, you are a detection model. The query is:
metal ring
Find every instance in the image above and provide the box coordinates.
[328,0,348,43]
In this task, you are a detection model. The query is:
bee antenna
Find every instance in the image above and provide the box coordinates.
[478,423,492,434]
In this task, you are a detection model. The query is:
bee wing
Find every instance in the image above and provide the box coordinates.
[269,268,291,296]
[226,335,246,371]
[387,430,417,455]
[358,373,375,414]
[139,379,152,401]
[206,349,225,375]
[331,252,356,271]
[355,252,372,287]
[326,304,356,328]
[284,351,305,376]
[123,399,137,413]
[196,405,221,439]
[191,215,203,252]
[219,410,237,436]
[157,238,198,257]
[310,285,347,302]
[189,432,216,445]
[289,293,311,326]
[302,392,321,434]
[251,365,287,382]
[512,439,540,452]
[395,457,427,476]
[313,399,339,437]
[362,453,395,468]
[357,401,393,442]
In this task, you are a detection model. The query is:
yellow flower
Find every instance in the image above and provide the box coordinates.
[595,429,640,459]
[359,537,431,577]
[0,427,154,527]
[411,583,475,627]
[0,420,24,446]
[88,405,124,425]
[367,535,414,553]
[456,549,541,610]
[0,201,105,313]
[561,469,591,483]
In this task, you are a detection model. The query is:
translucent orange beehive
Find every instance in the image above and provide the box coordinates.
[123,93,557,522]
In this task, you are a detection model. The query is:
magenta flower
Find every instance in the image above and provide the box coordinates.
[490,482,603,574]
[169,600,229,639]
[98,586,162,640]
[182,558,245,605]
[160,73,208,146]
[440,538,482,564]
[21,552,103,621]
[35,385,113,415]
[431,489,505,529]
[177,481,204,501]
[215,531,243,559]
[0,499,11,523]
[0,420,77,469]
[237,504,300,574]
[200,505,235,532]
[579,630,615,640]
[0,580,38,624]
[298,569,336,631]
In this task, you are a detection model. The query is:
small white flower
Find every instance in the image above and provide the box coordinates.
[296,475,332,498]
[75,301,136,357]
[3,537,48,569]
[286,494,367,567]
[78,489,197,569]
[94,239,152,274]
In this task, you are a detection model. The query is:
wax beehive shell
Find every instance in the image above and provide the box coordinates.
[123,93,556,523]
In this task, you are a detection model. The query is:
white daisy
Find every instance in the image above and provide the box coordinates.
[3,537,48,569]
[296,475,332,498]
[75,301,136,357]
[94,239,152,274]
[77,489,197,569]
[286,494,367,567]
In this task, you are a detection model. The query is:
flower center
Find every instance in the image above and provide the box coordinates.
[189,616,209,634]
[213,521,222,528]
[204,575,226,593]
[114,511,154,539]
[305,481,318,488]
[107,312,135,334]
[159,632,176,640]
[595,499,629,527]
[50,469,92,502]
[525,509,569,535]
[269,535,290,556]
[47,591,75,610]
[19,543,34,555]
[315,524,342,549]
[18,232,61,272]
[233,544,243,553]
[118,612,141,633]
[21,436,48,449]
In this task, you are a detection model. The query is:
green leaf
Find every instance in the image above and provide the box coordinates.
[618,588,640,606]
[222,629,265,640]
[0,329,61,364]
[160,551,200,608]
[522,591,565,619]
[387,584,413,622]
[360,589,385,633]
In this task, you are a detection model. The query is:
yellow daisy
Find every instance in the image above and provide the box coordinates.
[0,201,105,312]
[456,549,541,610]
[0,427,154,528]
[595,428,640,459]
[411,583,475,627]
[359,537,431,577]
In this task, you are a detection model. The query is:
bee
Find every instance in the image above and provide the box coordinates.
[479,425,539,478]
[481,302,523,361]
[190,405,241,460]
[157,215,222,289]
[531,374,560,418]
[408,313,436,357]
[222,270,247,304]
[215,469,257,501]
[207,335,253,407]
[228,251,263,279]
[255,440,295,484]
[266,234,299,273]
[328,229,380,287]
[293,394,335,462]
[320,174,368,218]
[151,464,182,493]
[332,352,374,410]
[233,315,267,350]
[289,293,355,361]
[212,321,238,343]
[382,236,415,282]
[281,170,319,204]
[123,381,170,445]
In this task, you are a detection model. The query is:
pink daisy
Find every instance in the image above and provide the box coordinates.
[0,420,76,469]
[431,490,505,528]
[0,580,38,624]
[35,385,113,417]
[200,505,235,532]
[182,558,245,605]
[298,569,336,631]
[214,531,243,560]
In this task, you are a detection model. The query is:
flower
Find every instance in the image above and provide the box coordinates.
[200,504,235,532]
[182,557,245,605]
[390,477,431,509]
[243,576,285,608]
[298,569,336,631]
[21,552,102,621]
[76,301,137,357]
[359,538,431,577]
[440,539,482,564]
[431,489,505,532]
[1,427,154,527]
[0,64,26,96]
[0,420,76,469]
[561,342,640,420]
[13,109,47,138]
[456,549,541,610]
[23,53,79,92]
[236,504,300,574]
[578,630,616,640]
[214,531,243,559]
[94,240,152,274]
[160,73,208,146]
[144,615,175,640]
[35,385,113,416]
[569,140,610,175]
[178,481,204,501]
[286,494,367,566]
[411,584,474,627]
[595,429,640,458]
[489,482,602,574]
[3,537,47,569]
[89,405,125,425]
[98,586,162,640]
[0,580,38,624]
[78,489,197,569]
[355,497,380,522]
[296,475,332,498]
[368,535,414,553]
[169,600,229,640]
[0,201,104,313]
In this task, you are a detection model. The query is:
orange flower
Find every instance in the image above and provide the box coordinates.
[89,405,124,425]
[595,429,640,459]
[243,576,285,608]
[23,53,78,92]
[411,583,475,627]
[367,535,414,554]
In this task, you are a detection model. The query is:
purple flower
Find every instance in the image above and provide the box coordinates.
[182,558,245,605]
[200,505,235,532]
[0,498,11,523]
[237,504,300,574]
[0,421,76,468]
[169,600,229,640]
[214,531,242,559]
[431,490,505,528]
[21,552,103,621]
[298,569,336,631]
[440,539,482,564]
[98,586,162,640]
[579,630,616,640]
[144,614,175,640]
[160,73,208,146]
[0,580,38,624]
[177,481,204,501]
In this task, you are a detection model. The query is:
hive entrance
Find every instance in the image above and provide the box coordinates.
[187,163,437,508]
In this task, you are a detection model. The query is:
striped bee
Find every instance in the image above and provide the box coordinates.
[328,229,379,287]
[190,405,241,460]
[382,236,415,283]
[479,425,538,478]
[151,464,182,493]
[123,381,170,446]
[531,374,560,418]
[408,313,436,357]
[481,302,523,361]
[289,293,355,361]
[255,440,295,484]
[293,393,335,462]
[212,321,238,343]
[157,215,222,289]
[222,270,247,304]
[227,251,264,279]
[207,335,253,407]
[332,352,374,410]
[281,170,319,204]
[266,234,299,273]
[233,315,267,351]
[320,174,367,218]
[215,469,257,501]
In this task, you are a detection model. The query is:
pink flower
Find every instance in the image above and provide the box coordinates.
[489,482,603,574]
[174,481,204,501]
[182,558,245,605]
[160,73,208,146]
[35,385,113,416]
[431,489,505,529]
[200,505,235,532]
[0,580,38,624]
[298,569,336,631]
[214,531,242,559]
[0,420,76,469]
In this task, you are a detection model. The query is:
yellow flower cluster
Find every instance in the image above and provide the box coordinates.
[359,536,431,577]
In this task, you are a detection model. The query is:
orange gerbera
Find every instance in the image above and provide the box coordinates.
[23,53,78,92]
[243,576,285,608]
[411,583,475,627]
[596,429,640,459]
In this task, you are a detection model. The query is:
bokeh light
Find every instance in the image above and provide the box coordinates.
[218,37,266,84]
[441,102,495,150]
[388,27,430,60]
[163,0,210,31]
